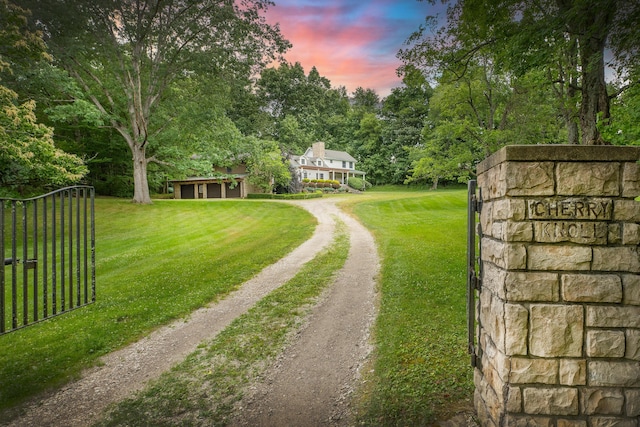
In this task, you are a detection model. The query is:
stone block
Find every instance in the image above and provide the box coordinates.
[623,274,640,305]
[592,247,640,273]
[522,387,578,415]
[504,415,553,426]
[493,198,526,221]
[533,221,608,245]
[482,262,507,299]
[587,306,640,328]
[480,163,506,200]
[510,357,558,384]
[622,222,640,245]
[506,385,522,413]
[582,388,624,415]
[505,272,559,302]
[530,304,583,357]
[505,162,555,196]
[480,330,510,380]
[625,389,640,416]
[481,355,507,404]
[559,359,586,386]
[588,360,640,387]
[625,329,640,361]
[474,390,498,427]
[506,221,533,242]
[614,199,640,222]
[557,420,587,427]
[586,330,626,358]
[528,245,592,271]
[505,303,529,355]
[557,162,620,196]
[561,274,622,303]
[622,161,640,198]
[481,201,494,238]
[589,417,638,427]
[491,221,505,240]
[480,292,506,353]
[482,237,527,270]
[608,223,622,244]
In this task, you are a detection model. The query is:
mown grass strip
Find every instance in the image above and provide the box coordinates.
[96,220,349,426]
[349,188,474,425]
[0,199,314,415]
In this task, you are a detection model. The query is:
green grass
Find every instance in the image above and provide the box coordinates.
[1,189,475,426]
[347,188,475,425]
[0,198,315,416]
[97,221,349,426]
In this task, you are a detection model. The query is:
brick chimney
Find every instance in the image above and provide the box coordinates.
[312,141,325,159]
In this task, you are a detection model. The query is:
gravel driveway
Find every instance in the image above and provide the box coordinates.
[7,197,380,427]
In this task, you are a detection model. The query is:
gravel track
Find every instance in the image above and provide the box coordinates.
[5,197,379,427]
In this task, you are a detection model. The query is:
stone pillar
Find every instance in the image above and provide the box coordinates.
[474,145,640,426]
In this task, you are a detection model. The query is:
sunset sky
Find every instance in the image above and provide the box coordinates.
[264,0,445,98]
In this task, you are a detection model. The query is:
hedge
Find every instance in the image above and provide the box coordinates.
[246,192,323,200]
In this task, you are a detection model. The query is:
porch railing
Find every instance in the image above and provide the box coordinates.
[1,186,95,334]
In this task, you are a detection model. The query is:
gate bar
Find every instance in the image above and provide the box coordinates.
[467,180,479,367]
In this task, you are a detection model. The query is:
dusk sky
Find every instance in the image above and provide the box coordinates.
[264,0,445,98]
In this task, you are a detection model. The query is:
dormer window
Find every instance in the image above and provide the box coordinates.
[300,158,306,165]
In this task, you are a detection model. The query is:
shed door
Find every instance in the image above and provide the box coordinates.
[207,183,222,198]
[225,182,241,198]
[181,184,195,199]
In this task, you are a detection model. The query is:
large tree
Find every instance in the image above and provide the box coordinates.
[256,62,350,153]
[25,0,290,203]
[402,0,640,145]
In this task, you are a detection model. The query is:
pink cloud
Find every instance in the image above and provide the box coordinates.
[264,1,413,97]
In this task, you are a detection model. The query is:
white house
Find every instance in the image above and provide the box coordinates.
[290,142,366,185]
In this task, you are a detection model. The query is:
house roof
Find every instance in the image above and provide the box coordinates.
[324,149,356,162]
[301,148,356,163]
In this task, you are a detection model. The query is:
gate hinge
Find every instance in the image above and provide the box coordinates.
[471,194,482,213]
[470,271,482,291]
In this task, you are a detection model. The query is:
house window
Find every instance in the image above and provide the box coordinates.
[303,172,308,179]
[350,162,354,169]
[300,158,306,165]
[342,161,346,168]
[317,160,322,166]
[319,173,324,179]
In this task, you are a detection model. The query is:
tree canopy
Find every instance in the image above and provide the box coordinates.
[400,0,640,145]
[0,0,86,196]
[24,0,290,203]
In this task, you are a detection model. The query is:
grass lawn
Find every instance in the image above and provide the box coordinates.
[1,188,474,425]
[0,198,315,414]
[344,187,475,425]
[97,221,350,426]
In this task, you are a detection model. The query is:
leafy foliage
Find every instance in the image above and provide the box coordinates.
[0,0,85,196]
[24,0,290,203]
[0,88,87,195]
[399,0,640,145]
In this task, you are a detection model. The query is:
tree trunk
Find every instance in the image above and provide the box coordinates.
[557,0,615,145]
[132,144,152,204]
[579,34,610,145]
[565,37,580,145]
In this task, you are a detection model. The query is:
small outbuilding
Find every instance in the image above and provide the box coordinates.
[170,164,260,199]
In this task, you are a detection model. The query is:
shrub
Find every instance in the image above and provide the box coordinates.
[246,192,322,200]
[347,177,372,191]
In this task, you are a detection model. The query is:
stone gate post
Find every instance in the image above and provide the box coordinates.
[474,145,640,426]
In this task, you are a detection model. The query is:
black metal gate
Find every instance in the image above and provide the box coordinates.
[1,186,95,334]
[467,180,482,367]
